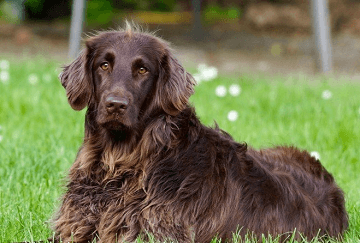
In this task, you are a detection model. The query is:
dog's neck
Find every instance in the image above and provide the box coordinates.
[70,106,201,184]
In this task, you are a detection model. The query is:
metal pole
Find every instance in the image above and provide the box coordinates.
[191,0,204,41]
[68,0,86,60]
[5,0,26,23]
[311,0,332,73]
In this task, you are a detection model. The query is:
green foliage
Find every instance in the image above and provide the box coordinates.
[0,0,25,23]
[149,0,176,12]
[203,4,242,23]
[24,0,44,14]
[0,59,359,242]
[86,0,116,27]
[112,0,176,12]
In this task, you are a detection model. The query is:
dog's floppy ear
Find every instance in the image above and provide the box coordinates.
[59,42,95,111]
[156,48,195,116]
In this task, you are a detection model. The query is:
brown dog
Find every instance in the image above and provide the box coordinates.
[53,25,348,242]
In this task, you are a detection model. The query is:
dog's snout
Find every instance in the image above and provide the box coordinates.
[105,96,129,113]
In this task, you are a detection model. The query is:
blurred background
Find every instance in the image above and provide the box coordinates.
[1,0,360,76]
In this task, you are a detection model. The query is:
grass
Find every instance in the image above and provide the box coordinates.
[0,58,359,242]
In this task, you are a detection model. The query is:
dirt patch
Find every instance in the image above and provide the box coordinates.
[1,21,360,79]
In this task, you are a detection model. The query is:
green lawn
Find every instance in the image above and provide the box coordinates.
[0,59,359,242]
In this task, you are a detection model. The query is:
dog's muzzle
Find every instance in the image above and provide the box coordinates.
[105,96,129,114]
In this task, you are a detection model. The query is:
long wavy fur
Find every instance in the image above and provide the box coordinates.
[52,24,347,243]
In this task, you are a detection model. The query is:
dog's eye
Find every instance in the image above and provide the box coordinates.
[138,67,147,74]
[100,62,110,71]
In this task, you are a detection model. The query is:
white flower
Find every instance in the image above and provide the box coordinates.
[322,90,332,100]
[310,151,321,160]
[193,73,202,84]
[58,146,65,156]
[197,63,208,72]
[229,84,241,96]
[28,74,39,85]
[201,66,218,82]
[215,85,227,97]
[42,73,52,83]
[194,63,218,82]
[31,94,40,104]
[0,60,9,70]
[55,68,61,75]
[227,110,238,122]
[0,70,9,83]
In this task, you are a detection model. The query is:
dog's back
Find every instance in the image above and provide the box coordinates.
[138,119,348,242]
[241,146,348,240]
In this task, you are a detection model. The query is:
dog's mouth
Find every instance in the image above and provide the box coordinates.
[102,120,129,131]
[98,112,132,131]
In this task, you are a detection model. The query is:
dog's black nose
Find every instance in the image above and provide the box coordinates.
[105,96,128,113]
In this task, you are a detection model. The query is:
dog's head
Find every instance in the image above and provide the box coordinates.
[60,26,195,132]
